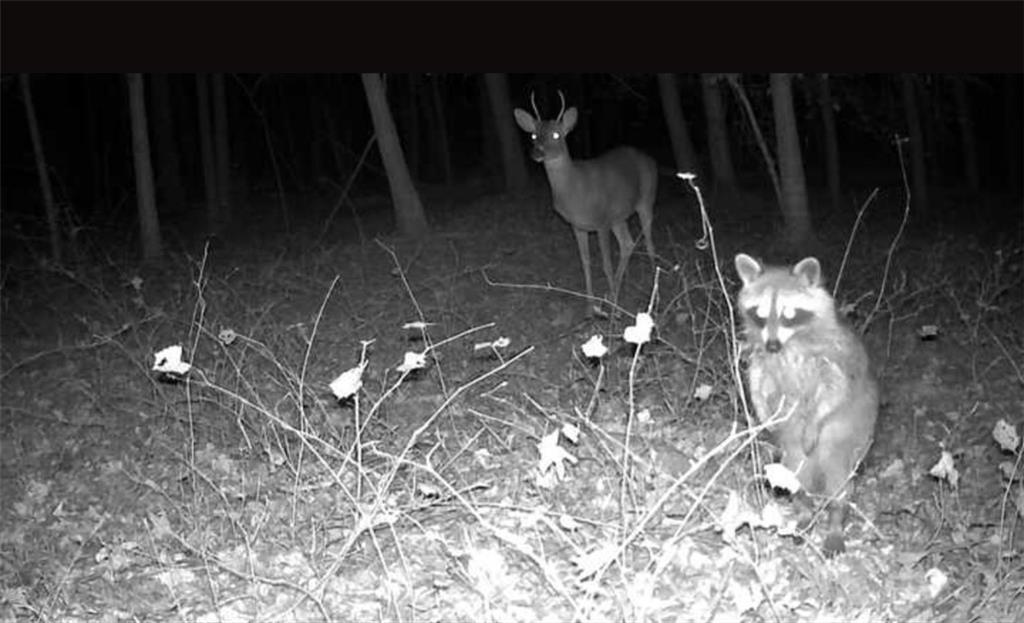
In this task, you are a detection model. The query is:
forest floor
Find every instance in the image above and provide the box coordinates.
[1,181,1022,622]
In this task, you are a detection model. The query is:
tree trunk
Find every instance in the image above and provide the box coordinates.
[150,74,186,213]
[484,73,529,196]
[477,75,500,181]
[770,73,812,248]
[952,76,980,191]
[360,73,429,237]
[127,73,163,261]
[701,73,736,190]
[430,74,453,188]
[403,74,421,180]
[1005,74,1023,193]
[19,74,63,264]
[309,79,324,184]
[817,74,842,212]
[657,73,699,177]
[900,74,929,213]
[196,74,220,233]
[212,73,231,223]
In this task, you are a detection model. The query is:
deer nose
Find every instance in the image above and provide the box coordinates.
[765,338,782,353]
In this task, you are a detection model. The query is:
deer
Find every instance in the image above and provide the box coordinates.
[514,91,658,311]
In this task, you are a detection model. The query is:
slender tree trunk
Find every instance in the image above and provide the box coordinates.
[572,75,591,156]
[770,73,812,248]
[952,76,980,191]
[127,74,163,261]
[361,73,428,237]
[403,74,421,180]
[484,73,529,196]
[309,79,324,184]
[196,74,219,232]
[150,74,186,213]
[900,74,929,213]
[701,73,736,190]
[817,74,842,212]
[1005,74,1023,193]
[478,75,500,180]
[430,74,453,188]
[212,73,231,223]
[20,74,63,264]
[83,76,104,217]
[657,73,699,177]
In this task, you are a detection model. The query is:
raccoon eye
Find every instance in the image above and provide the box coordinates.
[779,308,814,327]
[744,307,767,328]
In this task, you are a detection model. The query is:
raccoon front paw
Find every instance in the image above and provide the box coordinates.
[822,532,846,557]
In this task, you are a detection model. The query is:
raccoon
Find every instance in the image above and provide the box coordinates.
[734,253,879,556]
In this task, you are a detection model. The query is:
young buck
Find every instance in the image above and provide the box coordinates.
[514,91,657,307]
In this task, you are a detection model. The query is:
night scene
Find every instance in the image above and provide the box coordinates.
[1,72,1022,621]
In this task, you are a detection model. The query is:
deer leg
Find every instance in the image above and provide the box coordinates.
[573,227,595,302]
[597,228,617,302]
[636,202,656,266]
[610,222,637,303]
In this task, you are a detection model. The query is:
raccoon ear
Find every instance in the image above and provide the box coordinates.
[793,257,822,287]
[734,253,762,285]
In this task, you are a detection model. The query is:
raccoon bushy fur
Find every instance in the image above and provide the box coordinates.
[734,253,879,556]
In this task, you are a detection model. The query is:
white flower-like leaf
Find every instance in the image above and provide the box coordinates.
[694,383,713,401]
[764,462,802,493]
[402,321,434,330]
[929,451,959,489]
[623,312,655,345]
[581,335,608,359]
[537,430,578,481]
[153,345,192,376]
[396,351,427,373]
[993,419,1020,453]
[330,362,366,400]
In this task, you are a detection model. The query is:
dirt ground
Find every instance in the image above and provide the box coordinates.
[1,182,1022,622]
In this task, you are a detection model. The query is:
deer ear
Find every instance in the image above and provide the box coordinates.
[734,253,762,286]
[513,108,536,133]
[793,257,822,287]
[561,107,578,133]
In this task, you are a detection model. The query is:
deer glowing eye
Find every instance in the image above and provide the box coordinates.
[531,133,537,140]
[553,132,561,140]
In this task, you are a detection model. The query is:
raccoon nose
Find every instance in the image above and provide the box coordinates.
[765,338,783,353]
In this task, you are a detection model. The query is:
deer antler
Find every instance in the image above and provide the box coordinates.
[530,91,541,120]
[556,90,566,122]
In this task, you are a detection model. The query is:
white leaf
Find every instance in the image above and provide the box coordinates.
[537,430,577,481]
[402,321,433,330]
[929,451,959,489]
[925,567,948,598]
[329,362,366,400]
[765,462,802,493]
[572,543,617,579]
[581,335,608,359]
[623,312,655,345]
[153,345,192,375]
[993,419,1020,452]
[694,383,713,401]
[396,351,427,373]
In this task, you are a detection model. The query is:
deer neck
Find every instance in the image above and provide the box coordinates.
[542,153,582,197]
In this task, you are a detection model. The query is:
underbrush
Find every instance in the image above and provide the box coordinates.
[1,193,1022,622]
